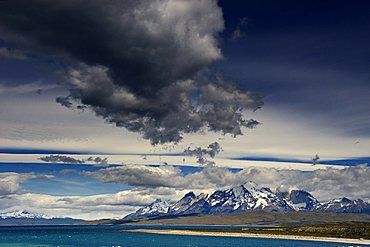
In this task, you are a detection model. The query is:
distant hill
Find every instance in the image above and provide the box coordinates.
[0,210,84,225]
[124,181,370,221]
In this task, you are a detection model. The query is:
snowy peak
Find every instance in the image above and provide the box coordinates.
[124,199,171,220]
[0,210,52,219]
[0,210,84,225]
[313,197,370,214]
[207,182,295,214]
[139,199,171,215]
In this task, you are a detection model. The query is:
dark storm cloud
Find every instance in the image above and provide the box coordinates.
[312,154,320,165]
[38,155,85,164]
[184,142,222,165]
[0,0,263,145]
[55,96,73,108]
[86,157,108,166]
[38,155,109,166]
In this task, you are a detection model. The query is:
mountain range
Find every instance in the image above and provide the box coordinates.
[0,210,84,225]
[124,181,370,220]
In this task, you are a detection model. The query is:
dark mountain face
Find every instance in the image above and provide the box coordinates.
[181,198,211,215]
[280,190,319,210]
[167,192,197,215]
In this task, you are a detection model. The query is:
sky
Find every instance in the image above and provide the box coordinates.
[0,0,369,220]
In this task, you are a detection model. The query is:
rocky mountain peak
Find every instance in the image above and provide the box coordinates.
[123,182,370,220]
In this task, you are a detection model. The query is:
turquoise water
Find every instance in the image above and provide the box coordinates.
[0,225,363,247]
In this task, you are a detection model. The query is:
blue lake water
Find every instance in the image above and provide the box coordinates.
[0,225,364,247]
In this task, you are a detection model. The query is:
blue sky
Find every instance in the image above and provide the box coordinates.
[0,162,131,196]
[0,0,369,220]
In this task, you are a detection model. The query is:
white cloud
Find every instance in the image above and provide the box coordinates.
[0,188,189,220]
[0,172,51,196]
[0,173,26,195]
[87,164,370,202]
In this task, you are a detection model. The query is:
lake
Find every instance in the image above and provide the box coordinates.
[0,225,358,247]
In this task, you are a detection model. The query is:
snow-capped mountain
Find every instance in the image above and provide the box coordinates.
[206,182,295,214]
[124,181,295,220]
[124,181,370,221]
[0,210,52,219]
[124,199,171,220]
[313,198,370,214]
[0,210,84,225]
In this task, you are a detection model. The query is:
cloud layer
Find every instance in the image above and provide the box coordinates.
[86,164,370,202]
[0,187,189,220]
[1,164,369,220]
[0,0,263,145]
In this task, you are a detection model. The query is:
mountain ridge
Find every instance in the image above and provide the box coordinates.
[0,210,84,225]
[124,181,370,220]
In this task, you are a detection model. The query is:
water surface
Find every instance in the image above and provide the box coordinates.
[0,225,358,247]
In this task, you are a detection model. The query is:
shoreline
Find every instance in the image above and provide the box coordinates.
[126,229,370,245]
